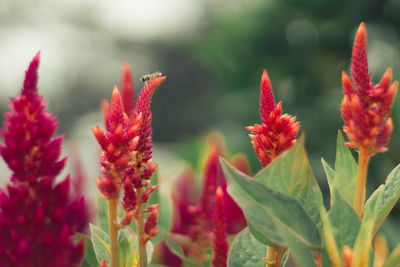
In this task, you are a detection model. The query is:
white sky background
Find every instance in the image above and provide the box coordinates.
[0,0,212,187]
[0,0,205,98]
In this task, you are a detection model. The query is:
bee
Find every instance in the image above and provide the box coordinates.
[141,71,162,83]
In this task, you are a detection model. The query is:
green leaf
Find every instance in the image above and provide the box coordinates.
[90,223,111,264]
[130,233,155,265]
[221,158,321,248]
[366,164,400,235]
[320,207,341,267]
[329,189,360,250]
[228,228,266,267]
[351,186,383,267]
[321,158,335,186]
[272,214,317,267]
[118,229,133,266]
[158,193,172,233]
[77,234,97,267]
[150,193,172,244]
[318,246,332,267]
[146,241,154,264]
[148,170,160,205]
[203,249,212,267]
[321,158,335,206]
[383,244,400,267]
[254,135,323,231]
[164,235,200,267]
[248,222,274,247]
[332,131,357,206]
[97,197,109,232]
[164,235,185,258]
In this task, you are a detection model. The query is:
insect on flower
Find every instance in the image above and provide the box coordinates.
[141,71,162,83]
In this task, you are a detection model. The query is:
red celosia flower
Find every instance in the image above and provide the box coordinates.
[154,168,198,267]
[187,147,222,263]
[121,63,136,120]
[121,74,165,226]
[170,167,199,235]
[0,52,66,183]
[156,143,249,266]
[133,76,166,170]
[247,69,300,167]
[196,146,222,225]
[192,146,247,235]
[0,178,86,267]
[187,145,247,264]
[102,63,136,126]
[212,187,228,267]
[341,22,398,154]
[0,53,87,267]
[93,66,166,244]
[144,204,160,243]
[91,86,140,199]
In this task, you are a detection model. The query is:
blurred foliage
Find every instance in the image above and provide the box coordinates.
[159,0,400,249]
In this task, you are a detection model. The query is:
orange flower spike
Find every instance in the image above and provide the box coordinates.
[91,86,138,199]
[134,76,167,166]
[341,22,398,154]
[247,69,300,167]
[259,69,276,123]
[351,23,370,94]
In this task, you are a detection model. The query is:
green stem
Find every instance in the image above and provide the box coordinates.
[353,146,371,218]
[136,188,148,267]
[109,198,120,267]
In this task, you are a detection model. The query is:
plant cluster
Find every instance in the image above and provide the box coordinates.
[0,22,400,267]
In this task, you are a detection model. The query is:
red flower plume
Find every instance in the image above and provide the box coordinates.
[0,53,87,267]
[247,69,300,167]
[341,22,398,154]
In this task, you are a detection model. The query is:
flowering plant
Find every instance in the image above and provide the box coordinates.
[0,53,88,267]
[220,22,400,267]
[1,22,400,267]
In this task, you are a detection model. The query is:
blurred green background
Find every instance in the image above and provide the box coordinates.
[0,0,400,249]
